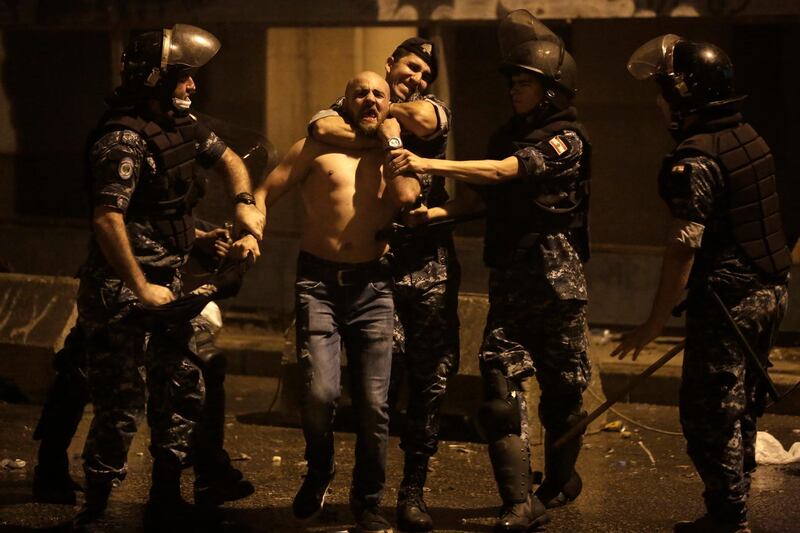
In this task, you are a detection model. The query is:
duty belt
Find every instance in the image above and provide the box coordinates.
[297,251,389,287]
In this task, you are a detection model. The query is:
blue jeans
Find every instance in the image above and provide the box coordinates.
[294,252,394,506]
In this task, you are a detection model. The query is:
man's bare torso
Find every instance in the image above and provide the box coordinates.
[299,139,395,263]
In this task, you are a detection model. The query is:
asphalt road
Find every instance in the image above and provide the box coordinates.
[1,375,799,532]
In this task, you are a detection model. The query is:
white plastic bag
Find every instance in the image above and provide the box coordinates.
[755,431,800,465]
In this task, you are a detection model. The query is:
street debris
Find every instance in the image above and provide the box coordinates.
[591,328,613,345]
[0,458,25,469]
[621,431,633,439]
[603,420,625,432]
[232,452,252,461]
[638,441,656,466]
[448,444,475,454]
[756,431,800,465]
[272,455,282,466]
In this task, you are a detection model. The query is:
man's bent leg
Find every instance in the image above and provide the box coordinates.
[77,324,146,526]
[33,326,89,504]
[533,299,591,509]
[190,316,254,507]
[678,288,785,531]
[477,366,548,533]
[342,277,393,528]
[395,254,460,532]
[144,324,205,528]
[293,273,342,521]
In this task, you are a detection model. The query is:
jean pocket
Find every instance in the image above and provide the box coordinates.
[368,279,393,295]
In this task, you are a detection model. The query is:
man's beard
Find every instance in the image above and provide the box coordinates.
[354,121,379,136]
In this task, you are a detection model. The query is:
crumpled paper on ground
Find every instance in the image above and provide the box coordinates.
[756,431,800,465]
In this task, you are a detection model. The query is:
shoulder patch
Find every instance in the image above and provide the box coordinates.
[672,163,685,174]
[118,157,134,180]
[548,136,568,156]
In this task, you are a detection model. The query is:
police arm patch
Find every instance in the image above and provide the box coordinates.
[548,136,568,156]
[117,157,134,180]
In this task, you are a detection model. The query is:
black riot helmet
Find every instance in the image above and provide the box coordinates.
[498,9,577,110]
[627,34,745,125]
[120,24,220,108]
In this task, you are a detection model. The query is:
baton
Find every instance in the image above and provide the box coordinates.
[376,210,487,240]
[553,341,685,450]
[709,288,781,402]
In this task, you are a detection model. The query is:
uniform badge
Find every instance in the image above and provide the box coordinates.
[118,157,134,180]
[672,164,685,174]
[548,136,568,156]
[421,43,432,55]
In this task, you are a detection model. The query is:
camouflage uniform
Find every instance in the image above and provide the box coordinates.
[77,111,226,486]
[310,93,460,461]
[473,107,591,514]
[479,108,591,441]
[661,115,790,521]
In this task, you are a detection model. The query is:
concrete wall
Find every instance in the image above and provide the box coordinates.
[0,17,798,331]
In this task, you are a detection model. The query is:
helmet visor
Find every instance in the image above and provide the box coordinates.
[627,34,682,80]
[498,9,563,59]
[164,24,221,69]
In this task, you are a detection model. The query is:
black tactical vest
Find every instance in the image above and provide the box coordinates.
[482,108,591,268]
[669,122,790,279]
[100,112,203,254]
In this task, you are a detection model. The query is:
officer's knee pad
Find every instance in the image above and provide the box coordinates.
[477,370,522,441]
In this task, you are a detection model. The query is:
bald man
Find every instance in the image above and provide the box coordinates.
[242,72,418,532]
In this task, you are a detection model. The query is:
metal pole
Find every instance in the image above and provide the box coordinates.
[553,341,685,450]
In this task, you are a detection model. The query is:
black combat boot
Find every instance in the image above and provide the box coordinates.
[194,450,255,507]
[535,410,585,509]
[72,479,112,530]
[488,435,549,532]
[496,493,549,533]
[143,460,196,531]
[351,497,393,533]
[33,463,82,505]
[397,454,433,532]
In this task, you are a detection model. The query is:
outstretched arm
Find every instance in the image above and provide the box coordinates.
[611,240,695,361]
[390,148,520,185]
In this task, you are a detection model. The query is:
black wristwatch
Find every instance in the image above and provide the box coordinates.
[234,192,256,206]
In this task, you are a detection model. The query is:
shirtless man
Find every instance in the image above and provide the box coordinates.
[241,71,418,533]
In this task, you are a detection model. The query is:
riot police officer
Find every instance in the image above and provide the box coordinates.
[32,227,256,510]
[392,10,591,531]
[72,24,263,529]
[613,35,791,533]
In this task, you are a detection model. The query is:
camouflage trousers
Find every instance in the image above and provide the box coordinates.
[390,244,461,458]
[681,284,788,518]
[77,274,205,485]
[479,258,591,432]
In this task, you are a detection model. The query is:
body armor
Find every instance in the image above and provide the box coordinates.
[664,122,790,278]
[483,111,591,268]
[100,111,203,254]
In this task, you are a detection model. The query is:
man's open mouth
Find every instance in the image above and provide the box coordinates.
[360,108,379,121]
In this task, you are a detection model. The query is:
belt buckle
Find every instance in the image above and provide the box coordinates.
[336,269,351,287]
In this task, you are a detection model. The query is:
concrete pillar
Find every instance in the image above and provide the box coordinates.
[0,32,17,219]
